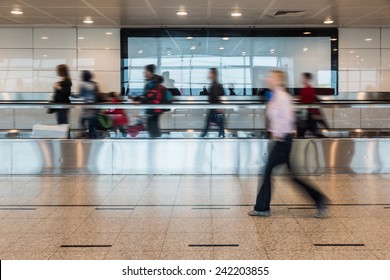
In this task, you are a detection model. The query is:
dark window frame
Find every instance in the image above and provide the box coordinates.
[120,28,339,96]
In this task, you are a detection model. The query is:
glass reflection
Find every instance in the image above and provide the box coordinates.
[125,36,333,96]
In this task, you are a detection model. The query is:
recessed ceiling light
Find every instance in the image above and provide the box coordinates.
[303,31,311,35]
[41,36,48,40]
[356,55,360,58]
[186,36,193,40]
[324,17,334,24]
[365,38,372,41]
[231,12,242,17]
[78,36,85,40]
[242,51,247,56]
[83,17,94,24]
[270,49,275,53]
[10,9,23,15]
[138,50,143,54]
[105,32,113,35]
[105,47,110,50]
[42,55,47,57]
[219,46,225,50]
[176,11,188,16]
[222,36,230,40]
[349,50,355,54]
[333,48,338,51]
[303,47,308,52]
[330,38,338,41]
[190,45,196,50]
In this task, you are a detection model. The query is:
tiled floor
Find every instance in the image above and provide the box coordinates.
[0,174,388,260]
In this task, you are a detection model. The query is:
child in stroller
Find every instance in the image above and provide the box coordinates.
[96,92,145,138]
[96,92,129,137]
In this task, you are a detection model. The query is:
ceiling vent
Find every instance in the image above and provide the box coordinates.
[273,10,307,17]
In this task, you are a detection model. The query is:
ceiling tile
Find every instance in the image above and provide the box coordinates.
[97,7,157,18]
[271,0,334,10]
[0,0,28,6]
[58,17,119,26]
[157,8,208,18]
[211,0,272,9]
[5,7,49,17]
[0,0,388,27]
[337,0,389,8]
[211,8,263,18]
[120,17,160,25]
[85,0,148,8]
[39,7,102,17]
[21,0,87,7]
[149,0,209,8]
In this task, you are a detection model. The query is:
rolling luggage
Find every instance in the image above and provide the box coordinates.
[32,124,70,139]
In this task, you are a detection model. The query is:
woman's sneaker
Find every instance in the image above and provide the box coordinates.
[315,206,328,219]
[248,209,270,217]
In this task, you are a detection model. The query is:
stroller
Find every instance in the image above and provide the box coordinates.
[92,92,146,138]
[96,111,145,138]
[97,109,129,137]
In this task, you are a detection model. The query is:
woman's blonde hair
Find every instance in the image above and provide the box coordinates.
[270,70,287,88]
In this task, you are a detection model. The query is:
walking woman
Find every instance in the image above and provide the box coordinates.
[53,64,72,124]
[249,70,328,219]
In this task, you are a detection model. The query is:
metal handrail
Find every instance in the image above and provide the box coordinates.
[0,101,390,109]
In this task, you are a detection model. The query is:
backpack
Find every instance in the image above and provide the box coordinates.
[158,85,173,111]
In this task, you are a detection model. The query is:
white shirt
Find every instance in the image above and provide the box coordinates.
[266,88,295,138]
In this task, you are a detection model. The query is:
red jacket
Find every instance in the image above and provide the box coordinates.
[300,86,320,115]
[103,100,129,126]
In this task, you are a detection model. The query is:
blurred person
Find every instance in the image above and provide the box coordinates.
[162,71,181,96]
[134,64,164,138]
[256,87,273,102]
[298,72,329,137]
[199,86,209,96]
[51,64,72,124]
[249,70,328,219]
[77,70,99,138]
[200,68,225,138]
[228,83,236,96]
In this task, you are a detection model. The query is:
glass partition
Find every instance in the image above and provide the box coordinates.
[121,28,338,96]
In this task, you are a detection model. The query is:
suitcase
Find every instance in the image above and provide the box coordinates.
[32,124,70,139]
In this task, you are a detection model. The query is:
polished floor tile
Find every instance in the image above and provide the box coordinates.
[161,250,213,260]
[106,250,161,260]
[111,233,165,252]
[213,249,268,260]
[50,249,109,260]
[0,174,388,260]
[266,249,323,260]
[162,232,213,251]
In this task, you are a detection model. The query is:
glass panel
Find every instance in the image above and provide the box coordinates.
[125,33,334,96]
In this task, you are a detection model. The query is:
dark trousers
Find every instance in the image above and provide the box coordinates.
[56,109,69,124]
[202,109,224,137]
[255,136,326,212]
[297,112,329,137]
[81,117,97,138]
[147,113,161,137]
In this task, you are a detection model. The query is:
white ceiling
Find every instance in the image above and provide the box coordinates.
[0,0,390,27]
